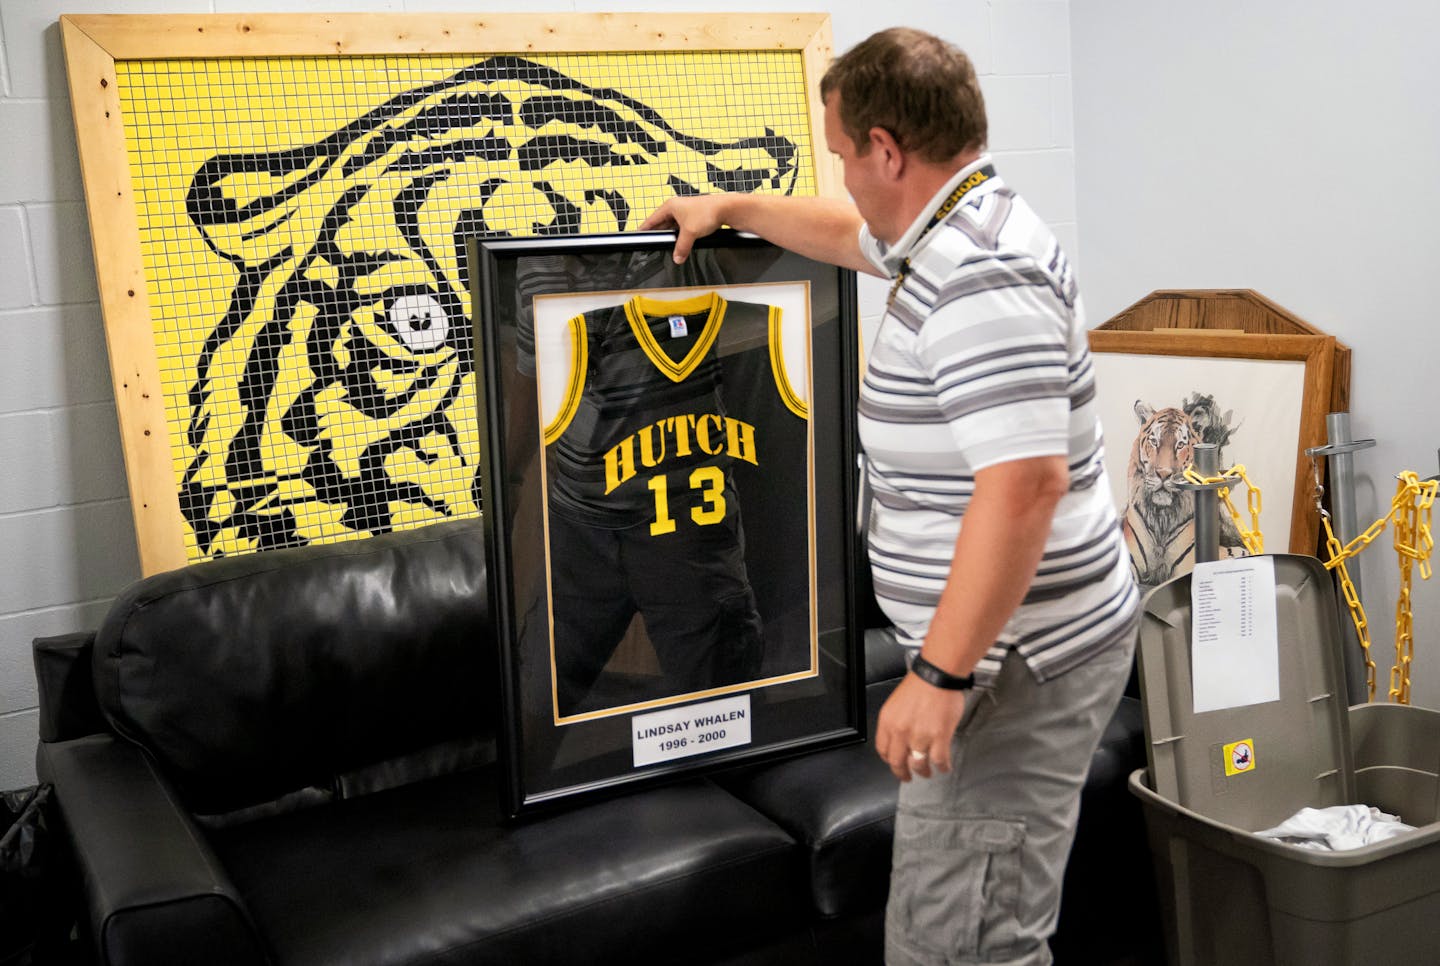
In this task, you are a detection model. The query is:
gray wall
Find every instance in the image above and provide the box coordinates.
[1071,1,1440,707]
[0,1,1077,788]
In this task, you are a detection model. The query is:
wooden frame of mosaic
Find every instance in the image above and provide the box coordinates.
[61,13,839,575]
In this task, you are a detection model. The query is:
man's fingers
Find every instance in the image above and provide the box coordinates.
[888,746,913,782]
[929,692,964,773]
[928,738,952,774]
[874,717,908,781]
[636,205,674,231]
[636,202,692,263]
[905,745,933,780]
[670,231,694,265]
[880,729,932,782]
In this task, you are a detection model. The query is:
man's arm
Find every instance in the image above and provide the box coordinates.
[873,454,1070,781]
[638,193,882,277]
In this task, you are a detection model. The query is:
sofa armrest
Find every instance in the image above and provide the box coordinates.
[39,734,269,966]
[33,632,106,742]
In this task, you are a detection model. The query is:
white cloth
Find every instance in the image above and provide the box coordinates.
[1254,804,1416,851]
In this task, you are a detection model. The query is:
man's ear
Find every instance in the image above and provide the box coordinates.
[866,127,905,178]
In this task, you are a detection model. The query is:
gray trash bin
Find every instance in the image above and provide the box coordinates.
[1129,554,1440,966]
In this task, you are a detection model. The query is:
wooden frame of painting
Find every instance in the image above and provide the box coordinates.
[1087,329,1335,589]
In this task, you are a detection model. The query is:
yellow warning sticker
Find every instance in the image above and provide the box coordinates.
[1223,739,1256,776]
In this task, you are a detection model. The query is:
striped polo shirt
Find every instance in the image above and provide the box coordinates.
[857,156,1138,685]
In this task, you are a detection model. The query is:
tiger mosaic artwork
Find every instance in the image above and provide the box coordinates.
[122,53,810,560]
[1122,396,1245,587]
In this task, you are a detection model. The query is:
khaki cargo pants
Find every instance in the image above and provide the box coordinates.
[885,632,1138,966]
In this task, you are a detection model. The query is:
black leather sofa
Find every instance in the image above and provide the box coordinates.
[33,518,1158,965]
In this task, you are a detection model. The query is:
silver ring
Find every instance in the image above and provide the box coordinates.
[908,749,928,761]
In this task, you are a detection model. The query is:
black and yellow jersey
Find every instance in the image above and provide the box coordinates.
[542,291,807,533]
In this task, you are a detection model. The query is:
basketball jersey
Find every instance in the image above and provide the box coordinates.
[543,292,807,534]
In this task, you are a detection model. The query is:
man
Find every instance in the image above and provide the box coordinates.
[641,27,1139,966]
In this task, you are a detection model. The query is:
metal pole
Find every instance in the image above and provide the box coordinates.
[1326,413,1364,594]
[1193,443,1220,564]
[1306,413,1376,705]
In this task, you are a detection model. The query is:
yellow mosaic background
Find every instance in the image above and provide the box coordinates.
[116,51,817,561]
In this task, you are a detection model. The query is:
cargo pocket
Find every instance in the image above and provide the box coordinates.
[887,812,1026,962]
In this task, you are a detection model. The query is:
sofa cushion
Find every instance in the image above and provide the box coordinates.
[209,767,805,966]
[720,682,1151,929]
[92,520,493,816]
[718,626,906,921]
[716,677,900,919]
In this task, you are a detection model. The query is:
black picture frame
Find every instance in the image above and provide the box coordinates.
[470,229,864,816]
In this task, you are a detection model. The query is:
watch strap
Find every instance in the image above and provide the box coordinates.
[909,654,975,691]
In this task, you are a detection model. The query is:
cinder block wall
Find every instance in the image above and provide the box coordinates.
[0,0,1076,788]
[1070,1,1440,711]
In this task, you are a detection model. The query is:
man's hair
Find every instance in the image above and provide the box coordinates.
[819,28,987,163]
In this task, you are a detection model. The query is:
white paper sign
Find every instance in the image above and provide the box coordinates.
[1191,556,1281,713]
[632,694,752,767]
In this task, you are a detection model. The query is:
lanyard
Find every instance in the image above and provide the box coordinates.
[865,164,997,538]
[885,163,996,311]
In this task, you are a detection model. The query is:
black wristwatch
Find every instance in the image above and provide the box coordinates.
[909,654,975,691]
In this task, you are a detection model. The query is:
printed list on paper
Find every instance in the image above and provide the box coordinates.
[1191,556,1281,713]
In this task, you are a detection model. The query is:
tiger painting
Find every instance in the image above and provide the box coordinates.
[1122,399,1245,588]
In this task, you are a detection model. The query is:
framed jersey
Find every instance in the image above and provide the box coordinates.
[472,229,863,814]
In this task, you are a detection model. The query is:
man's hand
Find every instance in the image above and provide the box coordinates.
[874,672,969,781]
[639,193,877,276]
[638,195,731,264]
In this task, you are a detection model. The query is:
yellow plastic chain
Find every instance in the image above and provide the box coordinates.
[1390,472,1436,703]
[1317,470,1437,703]
[1181,464,1265,555]
[1319,512,1377,700]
